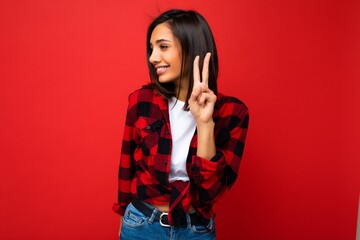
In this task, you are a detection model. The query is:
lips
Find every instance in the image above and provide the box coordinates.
[155,66,169,75]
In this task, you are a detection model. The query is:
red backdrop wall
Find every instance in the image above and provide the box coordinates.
[1,0,359,239]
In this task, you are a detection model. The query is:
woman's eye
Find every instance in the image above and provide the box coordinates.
[160,45,168,50]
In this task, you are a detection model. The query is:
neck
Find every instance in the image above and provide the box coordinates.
[177,91,187,102]
[175,78,189,102]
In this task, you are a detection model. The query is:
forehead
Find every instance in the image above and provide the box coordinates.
[150,23,175,43]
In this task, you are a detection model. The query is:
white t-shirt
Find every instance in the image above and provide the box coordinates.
[168,97,196,182]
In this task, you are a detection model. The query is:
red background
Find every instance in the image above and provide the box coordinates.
[1,0,359,239]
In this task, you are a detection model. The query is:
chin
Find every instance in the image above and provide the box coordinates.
[159,75,180,83]
[158,77,174,84]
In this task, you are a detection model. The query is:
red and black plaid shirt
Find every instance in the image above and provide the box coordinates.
[113,85,249,226]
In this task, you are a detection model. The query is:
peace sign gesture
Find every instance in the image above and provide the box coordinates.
[188,52,217,124]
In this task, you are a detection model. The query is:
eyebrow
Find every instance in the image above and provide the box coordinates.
[150,39,171,45]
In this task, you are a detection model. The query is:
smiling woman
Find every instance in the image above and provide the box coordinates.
[149,23,184,88]
[112,9,249,240]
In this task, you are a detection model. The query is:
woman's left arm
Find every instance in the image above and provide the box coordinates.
[189,53,217,160]
[189,53,249,204]
[191,103,249,204]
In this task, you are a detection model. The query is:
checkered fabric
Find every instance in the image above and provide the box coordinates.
[113,85,249,226]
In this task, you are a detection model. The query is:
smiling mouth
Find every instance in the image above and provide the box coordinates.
[156,66,169,75]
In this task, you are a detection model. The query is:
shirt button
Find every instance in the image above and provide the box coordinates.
[166,130,170,135]
[146,125,151,130]
[162,161,167,166]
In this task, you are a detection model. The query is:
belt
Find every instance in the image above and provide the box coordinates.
[131,198,204,227]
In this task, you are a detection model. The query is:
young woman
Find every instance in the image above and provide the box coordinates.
[113,9,249,239]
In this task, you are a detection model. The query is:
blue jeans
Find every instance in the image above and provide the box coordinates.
[120,202,216,240]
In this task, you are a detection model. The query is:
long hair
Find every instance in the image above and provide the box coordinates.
[146,9,218,110]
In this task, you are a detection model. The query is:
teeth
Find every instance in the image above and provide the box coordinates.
[157,66,168,70]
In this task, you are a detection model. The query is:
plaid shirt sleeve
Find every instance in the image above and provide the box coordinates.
[191,96,249,207]
[112,93,139,216]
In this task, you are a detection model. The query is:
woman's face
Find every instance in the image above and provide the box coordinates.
[149,23,185,87]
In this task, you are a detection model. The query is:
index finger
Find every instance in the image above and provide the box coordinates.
[202,52,211,86]
[193,55,200,85]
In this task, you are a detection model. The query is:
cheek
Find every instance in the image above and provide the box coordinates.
[173,56,183,71]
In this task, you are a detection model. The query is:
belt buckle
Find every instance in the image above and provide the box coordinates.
[159,212,170,228]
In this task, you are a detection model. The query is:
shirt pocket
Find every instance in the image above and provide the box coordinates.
[134,117,163,156]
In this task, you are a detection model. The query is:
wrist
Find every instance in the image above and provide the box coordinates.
[196,119,215,130]
[196,120,216,160]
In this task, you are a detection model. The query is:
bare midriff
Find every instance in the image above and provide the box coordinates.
[152,203,195,213]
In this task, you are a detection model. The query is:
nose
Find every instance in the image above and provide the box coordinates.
[149,48,160,65]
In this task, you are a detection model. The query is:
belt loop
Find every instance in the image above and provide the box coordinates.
[148,208,158,224]
[206,218,214,231]
[185,213,192,229]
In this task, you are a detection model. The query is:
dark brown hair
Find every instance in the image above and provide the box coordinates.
[146,9,218,109]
